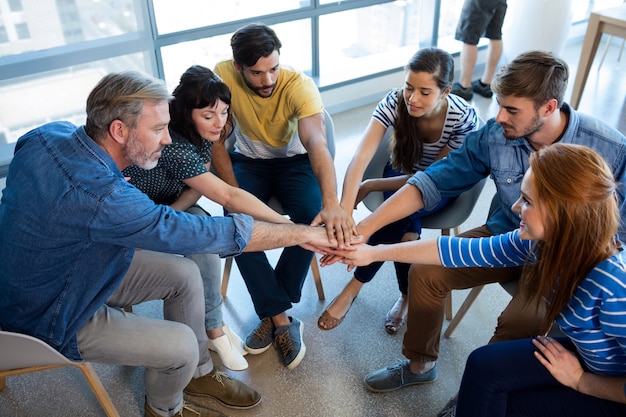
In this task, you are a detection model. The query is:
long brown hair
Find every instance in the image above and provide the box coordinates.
[391,47,454,173]
[520,143,620,333]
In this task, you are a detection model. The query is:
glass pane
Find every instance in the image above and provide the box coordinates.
[0,53,149,146]
[152,0,311,35]
[161,20,312,91]
[318,1,428,86]
[0,0,142,57]
[437,0,488,54]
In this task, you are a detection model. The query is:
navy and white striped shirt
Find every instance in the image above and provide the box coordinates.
[372,89,478,171]
[438,230,626,376]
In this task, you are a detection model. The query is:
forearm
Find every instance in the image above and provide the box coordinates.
[577,372,626,404]
[309,146,340,207]
[244,221,328,252]
[170,188,202,211]
[211,141,238,186]
[362,176,410,193]
[372,239,441,265]
[358,183,424,238]
[224,188,291,224]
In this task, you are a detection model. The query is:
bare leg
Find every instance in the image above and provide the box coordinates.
[459,43,479,88]
[481,39,503,85]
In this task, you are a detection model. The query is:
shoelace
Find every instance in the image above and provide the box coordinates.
[176,402,201,416]
[210,369,230,386]
[274,331,293,357]
[388,362,407,384]
[254,318,274,339]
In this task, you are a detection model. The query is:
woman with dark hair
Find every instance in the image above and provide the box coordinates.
[331,143,626,417]
[318,48,479,332]
[123,65,288,371]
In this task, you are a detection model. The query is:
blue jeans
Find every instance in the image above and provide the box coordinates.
[77,250,213,417]
[229,152,322,319]
[457,338,626,417]
[354,163,451,294]
[186,205,224,331]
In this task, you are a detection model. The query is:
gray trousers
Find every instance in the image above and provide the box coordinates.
[77,249,213,416]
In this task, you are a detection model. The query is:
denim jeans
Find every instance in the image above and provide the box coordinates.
[354,163,451,294]
[229,152,321,318]
[457,338,626,417]
[185,205,224,331]
[77,250,213,416]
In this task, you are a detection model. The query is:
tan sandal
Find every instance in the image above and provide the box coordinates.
[317,295,356,331]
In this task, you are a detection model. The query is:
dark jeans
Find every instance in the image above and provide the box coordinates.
[457,337,626,417]
[229,152,321,319]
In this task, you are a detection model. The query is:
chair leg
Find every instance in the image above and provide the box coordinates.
[445,293,453,320]
[310,255,325,300]
[0,375,5,391]
[76,363,120,417]
[444,285,485,338]
[221,257,233,298]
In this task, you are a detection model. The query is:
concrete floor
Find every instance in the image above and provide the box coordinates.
[1,38,626,417]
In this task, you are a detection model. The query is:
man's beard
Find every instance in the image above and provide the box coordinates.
[125,130,159,170]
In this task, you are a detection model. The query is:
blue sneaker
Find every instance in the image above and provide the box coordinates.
[364,360,437,392]
[244,317,275,354]
[274,316,306,370]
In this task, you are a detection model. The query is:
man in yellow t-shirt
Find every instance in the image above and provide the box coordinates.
[213,23,356,370]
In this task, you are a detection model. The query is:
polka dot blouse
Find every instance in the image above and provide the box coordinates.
[123,128,213,205]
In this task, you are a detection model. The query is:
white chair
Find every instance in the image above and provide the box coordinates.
[0,330,120,417]
[361,127,488,338]
[220,109,336,300]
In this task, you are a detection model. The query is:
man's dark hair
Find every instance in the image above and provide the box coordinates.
[231,23,282,68]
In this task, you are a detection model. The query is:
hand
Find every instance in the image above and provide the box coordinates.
[532,336,585,390]
[321,243,377,271]
[310,202,357,249]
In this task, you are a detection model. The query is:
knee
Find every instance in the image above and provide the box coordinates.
[170,257,204,295]
[157,323,199,370]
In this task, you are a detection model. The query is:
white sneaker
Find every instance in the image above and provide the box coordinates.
[208,333,248,371]
[222,324,247,356]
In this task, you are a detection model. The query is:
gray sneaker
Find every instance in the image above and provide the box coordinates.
[364,360,438,392]
[451,82,473,101]
[471,79,493,98]
[274,316,306,370]
[244,317,275,354]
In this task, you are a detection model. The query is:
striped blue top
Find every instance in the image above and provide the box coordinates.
[438,230,626,376]
[372,89,478,171]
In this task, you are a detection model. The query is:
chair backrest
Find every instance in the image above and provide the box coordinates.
[225,109,336,214]
[361,125,488,231]
[0,330,73,370]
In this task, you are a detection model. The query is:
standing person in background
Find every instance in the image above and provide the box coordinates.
[123,65,291,371]
[317,48,479,334]
[450,0,508,101]
[212,22,356,370]
[330,143,626,417]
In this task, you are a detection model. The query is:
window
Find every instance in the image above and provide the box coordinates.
[8,0,24,12]
[15,23,30,40]
[0,27,8,44]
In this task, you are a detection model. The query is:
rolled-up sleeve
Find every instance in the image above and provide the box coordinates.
[226,213,254,258]
[407,171,443,211]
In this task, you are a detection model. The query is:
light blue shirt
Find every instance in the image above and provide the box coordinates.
[408,103,626,240]
[0,122,254,360]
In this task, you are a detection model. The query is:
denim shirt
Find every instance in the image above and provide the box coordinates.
[408,103,626,240]
[0,122,254,360]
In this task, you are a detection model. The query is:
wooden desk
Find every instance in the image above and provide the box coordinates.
[570,4,626,109]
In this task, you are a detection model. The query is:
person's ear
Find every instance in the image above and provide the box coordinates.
[233,61,242,73]
[542,98,559,117]
[108,119,128,145]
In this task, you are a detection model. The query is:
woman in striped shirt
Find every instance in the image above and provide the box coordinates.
[330,143,626,416]
[318,47,479,333]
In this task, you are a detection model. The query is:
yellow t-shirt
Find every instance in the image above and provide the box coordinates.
[214,59,324,158]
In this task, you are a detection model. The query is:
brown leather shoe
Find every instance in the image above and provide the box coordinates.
[145,401,227,417]
[183,368,261,409]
